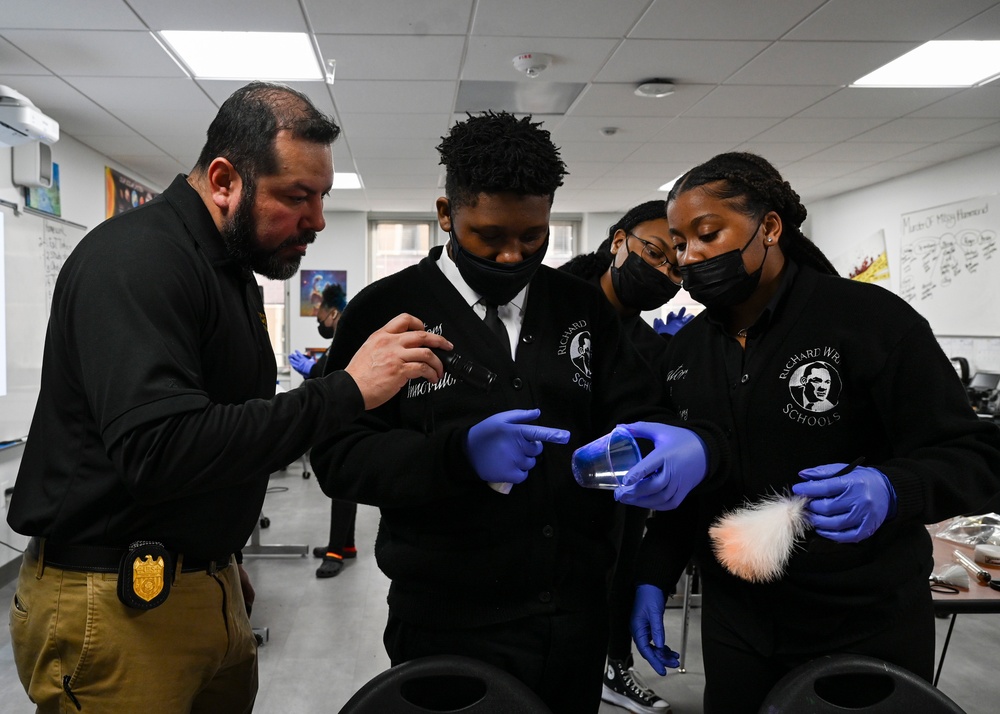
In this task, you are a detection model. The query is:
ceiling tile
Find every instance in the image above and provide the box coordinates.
[64,77,219,136]
[909,86,1000,119]
[1,30,186,77]
[786,0,998,41]
[305,0,474,35]
[850,117,997,143]
[939,3,1000,39]
[726,41,920,86]
[0,1,144,30]
[455,81,585,114]
[753,117,886,143]
[685,85,838,118]
[315,34,466,80]
[331,80,457,114]
[473,0,650,38]
[130,0,309,32]
[596,39,770,84]
[798,87,963,118]
[652,117,782,143]
[0,37,53,75]
[632,0,826,40]
[338,112,450,139]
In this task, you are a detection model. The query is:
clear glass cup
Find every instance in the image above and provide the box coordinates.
[571,425,641,489]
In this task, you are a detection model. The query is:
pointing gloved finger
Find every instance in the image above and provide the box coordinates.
[519,425,571,444]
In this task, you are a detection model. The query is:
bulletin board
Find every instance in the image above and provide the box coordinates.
[899,194,999,337]
[0,201,86,443]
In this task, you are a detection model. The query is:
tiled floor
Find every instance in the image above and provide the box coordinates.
[1,459,998,713]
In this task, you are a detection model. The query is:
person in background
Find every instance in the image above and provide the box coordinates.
[290,283,361,578]
[309,111,724,714]
[6,81,451,714]
[617,152,1000,713]
[289,283,347,381]
[559,200,687,714]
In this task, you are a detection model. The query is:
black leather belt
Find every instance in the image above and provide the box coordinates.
[28,538,231,574]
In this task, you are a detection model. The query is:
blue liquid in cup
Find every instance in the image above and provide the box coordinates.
[572,426,641,489]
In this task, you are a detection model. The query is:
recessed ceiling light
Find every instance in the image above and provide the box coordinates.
[852,41,1000,87]
[332,173,362,190]
[158,31,323,81]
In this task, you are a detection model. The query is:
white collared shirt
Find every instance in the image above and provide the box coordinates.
[436,248,527,359]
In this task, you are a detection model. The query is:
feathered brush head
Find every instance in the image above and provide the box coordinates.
[709,492,810,583]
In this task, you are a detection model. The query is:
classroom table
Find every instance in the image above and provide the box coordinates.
[929,525,1000,685]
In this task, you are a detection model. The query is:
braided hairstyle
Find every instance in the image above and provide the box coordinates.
[668,152,838,276]
[559,200,667,281]
[437,111,568,211]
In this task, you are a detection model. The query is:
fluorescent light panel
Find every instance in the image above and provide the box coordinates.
[658,174,685,192]
[332,173,362,190]
[159,31,323,81]
[852,41,1000,87]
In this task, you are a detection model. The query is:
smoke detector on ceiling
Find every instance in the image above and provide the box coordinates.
[634,79,675,98]
[513,53,552,79]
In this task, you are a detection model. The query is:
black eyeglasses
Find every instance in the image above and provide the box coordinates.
[626,232,669,267]
[626,232,683,284]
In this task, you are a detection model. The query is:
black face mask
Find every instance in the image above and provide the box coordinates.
[448,229,549,305]
[610,252,681,311]
[317,322,335,340]
[679,220,768,308]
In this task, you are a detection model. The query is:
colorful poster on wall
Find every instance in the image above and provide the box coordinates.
[23,162,61,216]
[299,270,347,317]
[832,229,891,287]
[105,166,159,219]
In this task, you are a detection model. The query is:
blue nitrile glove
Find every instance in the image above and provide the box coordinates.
[465,408,571,487]
[792,463,897,543]
[653,307,694,336]
[289,350,317,377]
[631,584,680,676]
[614,422,708,510]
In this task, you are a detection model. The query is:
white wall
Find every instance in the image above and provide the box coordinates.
[287,211,368,388]
[806,146,1000,372]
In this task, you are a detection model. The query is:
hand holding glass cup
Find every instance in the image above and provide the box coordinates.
[572,426,641,489]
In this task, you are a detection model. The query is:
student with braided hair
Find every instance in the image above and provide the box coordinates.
[617,152,1000,713]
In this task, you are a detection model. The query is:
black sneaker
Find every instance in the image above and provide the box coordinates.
[602,656,671,714]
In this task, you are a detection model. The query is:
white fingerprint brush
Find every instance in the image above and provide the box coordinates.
[709,493,810,583]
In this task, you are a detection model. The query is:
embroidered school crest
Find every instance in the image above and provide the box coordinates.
[779,347,843,427]
[557,319,592,391]
[132,554,165,602]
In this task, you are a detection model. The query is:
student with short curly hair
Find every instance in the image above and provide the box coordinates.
[310,112,722,714]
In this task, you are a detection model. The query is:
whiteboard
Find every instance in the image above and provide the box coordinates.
[899,194,999,337]
[1,203,86,442]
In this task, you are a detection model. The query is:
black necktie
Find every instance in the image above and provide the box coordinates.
[483,301,509,352]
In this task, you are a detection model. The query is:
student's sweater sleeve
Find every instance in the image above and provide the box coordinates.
[871,320,1000,522]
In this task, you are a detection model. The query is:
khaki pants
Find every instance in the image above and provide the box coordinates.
[9,551,258,714]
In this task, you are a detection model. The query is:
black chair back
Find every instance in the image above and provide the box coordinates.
[338,655,552,713]
[759,654,966,713]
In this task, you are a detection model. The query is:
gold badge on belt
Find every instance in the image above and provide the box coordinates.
[117,541,171,610]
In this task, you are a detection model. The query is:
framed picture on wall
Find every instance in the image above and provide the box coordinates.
[299,269,347,317]
[105,166,159,219]
[23,162,61,216]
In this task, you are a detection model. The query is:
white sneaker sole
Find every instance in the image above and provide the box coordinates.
[601,683,671,714]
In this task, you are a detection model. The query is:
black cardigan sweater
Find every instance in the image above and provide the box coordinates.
[635,263,1000,654]
[310,247,725,627]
